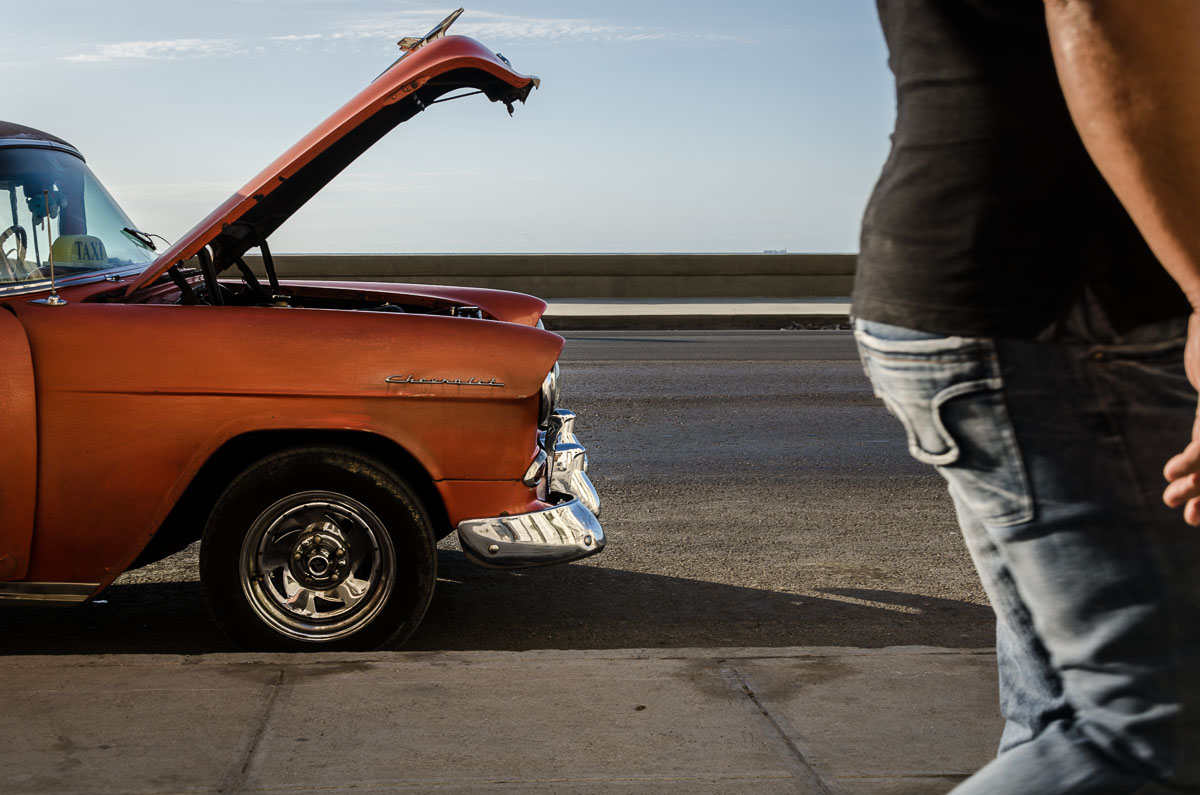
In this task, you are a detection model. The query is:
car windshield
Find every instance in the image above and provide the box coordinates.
[0,146,154,285]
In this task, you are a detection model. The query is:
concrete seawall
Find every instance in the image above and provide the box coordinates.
[248,253,855,299]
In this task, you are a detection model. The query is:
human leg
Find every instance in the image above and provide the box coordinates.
[856,320,1200,793]
[855,320,1069,751]
[950,488,1069,753]
[953,333,1200,793]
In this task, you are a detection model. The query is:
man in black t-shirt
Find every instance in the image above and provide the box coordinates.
[855,1,1200,791]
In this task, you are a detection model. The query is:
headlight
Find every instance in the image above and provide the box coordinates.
[538,361,560,429]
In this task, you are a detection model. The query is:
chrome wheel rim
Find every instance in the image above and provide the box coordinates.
[239,491,396,642]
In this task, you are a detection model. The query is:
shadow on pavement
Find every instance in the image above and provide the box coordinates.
[0,550,992,655]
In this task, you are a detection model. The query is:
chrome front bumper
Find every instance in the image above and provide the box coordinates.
[545,409,601,517]
[457,409,605,569]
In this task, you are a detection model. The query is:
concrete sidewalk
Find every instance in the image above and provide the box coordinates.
[541,298,853,331]
[4,646,1001,794]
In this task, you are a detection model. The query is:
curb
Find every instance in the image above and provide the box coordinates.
[541,313,851,331]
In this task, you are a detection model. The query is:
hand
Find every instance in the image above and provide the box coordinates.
[1163,312,1200,524]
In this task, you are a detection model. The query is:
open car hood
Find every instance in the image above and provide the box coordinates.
[126,33,537,295]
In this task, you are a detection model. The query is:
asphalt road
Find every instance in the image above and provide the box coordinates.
[0,330,991,655]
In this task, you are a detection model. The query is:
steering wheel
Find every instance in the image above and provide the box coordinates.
[0,225,28,280]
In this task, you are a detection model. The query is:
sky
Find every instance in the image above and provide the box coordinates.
[4,1,894,254]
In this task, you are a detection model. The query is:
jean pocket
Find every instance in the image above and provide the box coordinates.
[933,378,1034,527]
[858,331,1034,527]
[876,386,961,467]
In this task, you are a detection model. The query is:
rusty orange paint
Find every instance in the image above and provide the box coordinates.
[0,309,36,580]
[8,288,560,587]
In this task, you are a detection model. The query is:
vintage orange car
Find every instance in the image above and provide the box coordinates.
[0,10,603,650]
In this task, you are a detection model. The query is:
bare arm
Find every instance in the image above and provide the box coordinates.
[1044,0,1200,523]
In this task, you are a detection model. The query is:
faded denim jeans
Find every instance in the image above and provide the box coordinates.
[855,318,1200,794]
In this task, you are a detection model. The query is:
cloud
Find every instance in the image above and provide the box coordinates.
[335,10,741,46]
[457,11,739,44]
[269,33,326,43]
[63,10,739,64]
[63,38,245,63]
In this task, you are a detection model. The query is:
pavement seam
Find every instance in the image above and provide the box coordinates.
[218,668,287,794]
[235,774,799,791]
[0,647,999,669]
[720,664,842,795]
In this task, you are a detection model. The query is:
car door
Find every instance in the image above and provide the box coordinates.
[0,306,36,580]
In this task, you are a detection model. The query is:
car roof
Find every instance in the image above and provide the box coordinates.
[0,122,79,154]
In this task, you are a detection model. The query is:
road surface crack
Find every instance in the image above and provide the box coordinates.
[218,668,288,794]
[721,665,840,794]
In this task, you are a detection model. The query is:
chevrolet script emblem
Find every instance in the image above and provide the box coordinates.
[386,374,505,387]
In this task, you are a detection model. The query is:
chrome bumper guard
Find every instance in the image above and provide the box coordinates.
[457,409,605,569]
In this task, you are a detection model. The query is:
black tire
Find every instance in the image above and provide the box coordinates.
[200,446,436,651]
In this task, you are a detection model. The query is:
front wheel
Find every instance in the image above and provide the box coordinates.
[200,447,436,651]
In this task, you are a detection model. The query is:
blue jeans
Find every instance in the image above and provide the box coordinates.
[855,319,1200,794]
